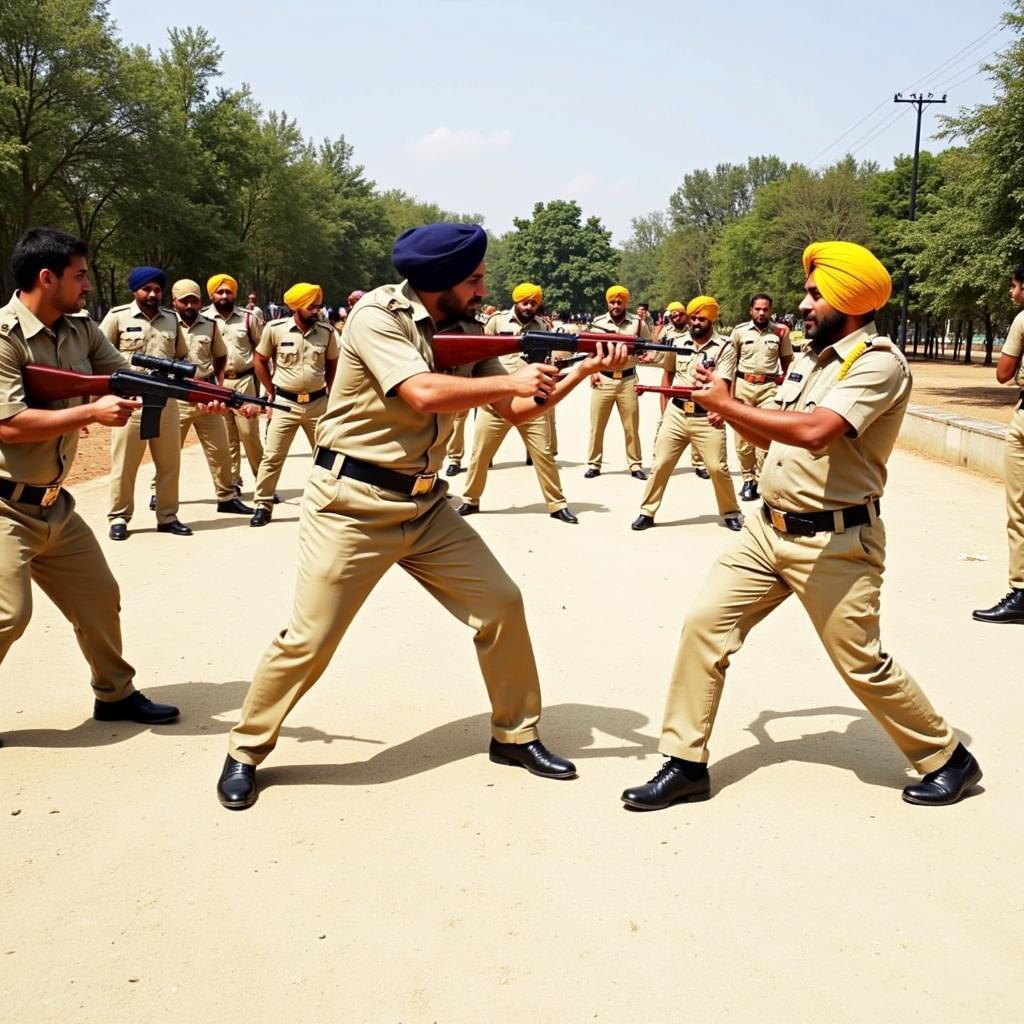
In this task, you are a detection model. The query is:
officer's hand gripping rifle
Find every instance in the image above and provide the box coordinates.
[23,353,290,439]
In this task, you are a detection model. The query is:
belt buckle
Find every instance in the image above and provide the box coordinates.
[41,485,61,508]
[297,392,310,404]
[226,371,237,379]
[769,507,787,532]
[613,371,623,380]
[683,400,695,414]
[411,473,436,497]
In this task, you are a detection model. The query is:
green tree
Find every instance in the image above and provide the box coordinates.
[618,211,668,305]
[503,200,618,314]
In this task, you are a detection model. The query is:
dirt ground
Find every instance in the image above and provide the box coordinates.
[2,379,1020,1024]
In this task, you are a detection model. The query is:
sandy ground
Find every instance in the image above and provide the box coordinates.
[2,379,1021,1024]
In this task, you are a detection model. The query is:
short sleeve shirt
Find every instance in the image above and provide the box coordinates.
[657,322,689,345]
[729,320,794,375]
[588,311,652,369]
[203,305,261,374]
[0,294,127,484]
[98,302,188,361]
[1002,309,1024,387]
[758,323,910,512]
[316,281,505,475]
[180,314,226,379]
[257,317,339,393]
[663,333,736,386]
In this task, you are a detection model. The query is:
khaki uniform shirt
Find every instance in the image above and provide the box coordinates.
[729,320,794,376]
[0,294,126,485]
[98,301,188,361]
[202,304,261,376]
[485,308,551,374]
[759,323,910,513]
[317,280,505,476]
[658,322,689,345]
[257,317,339,394]
[663,333,736,387]
[1002,309,1024,386]
[180,314,226,380]
[588,312,652,370]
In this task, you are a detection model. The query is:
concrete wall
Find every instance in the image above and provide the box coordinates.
[898,404,1008,480]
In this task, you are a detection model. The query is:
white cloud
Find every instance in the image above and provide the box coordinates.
[412,127,513,162]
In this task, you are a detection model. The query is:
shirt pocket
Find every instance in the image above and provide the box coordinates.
[307,340,327,374]
[119,328,145,353]
[192,337,213,364]
[776,377,804,409]
[276,342,300,367]
[150,330,177,359]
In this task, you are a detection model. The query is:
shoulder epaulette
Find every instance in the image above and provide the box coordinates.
[0,312,16,335]
[268,316,289,326]
[110,303,131,313]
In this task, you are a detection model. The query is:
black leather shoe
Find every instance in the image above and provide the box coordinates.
[94,690,180,724]
[489,738,577,779]
[972,589,1024,624]
[631,514,655,531]
[250,508,272,527]
[217,755,258,809]
[445,463,461,477]
[740,481,759,501]
[550,508,578,524]
[108,523,128,541]
[724,516,742,532]
[456,502,478,516]
[622,757,711,810]
[902,744,982,806]
[217,497,255,514]
[156,519,193,536]
[694,467,711,480]
[525,455,533,466]
[584,467,600,478]
[272,494,281,505]
[631,469,647,481]
[148,495,156,511]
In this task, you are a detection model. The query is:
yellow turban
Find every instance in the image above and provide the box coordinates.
[802,241,892,315]
[512,282,543,304]
[606,285,630,302]
[284,282,324,310]
[665,301,685,313]
[206,273,238,298]
[686,295,720,321]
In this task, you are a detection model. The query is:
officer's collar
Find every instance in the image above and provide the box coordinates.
[9,292,57,340]
[817,322,877,364]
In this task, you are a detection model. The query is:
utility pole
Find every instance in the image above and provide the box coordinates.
[894,92,946,351]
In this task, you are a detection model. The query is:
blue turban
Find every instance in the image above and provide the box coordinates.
[392,223,487,292]
[127,266,166,292]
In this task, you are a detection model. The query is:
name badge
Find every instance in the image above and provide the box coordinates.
[787,372,803,382]
[124,326,143,332]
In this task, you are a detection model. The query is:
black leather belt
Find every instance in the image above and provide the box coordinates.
[762,500,880,536]
[224,367,255,380]
[1018,390,1024,409]
[0,478,62,507]
[276,386,327,405]
[737,371,772,384]
[672,396,708,416]
[600,368,636,380]
[314,448,438,497]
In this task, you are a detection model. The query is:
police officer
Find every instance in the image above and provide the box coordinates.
[216,222,629,809]
[622,241,981,809]
[444,410,469,476]
[974,263,1024,623]
[249,282,338,527]
[729,293,794,501]
[0,228,179,725]
[100,267,192,540]
[456,282,578,524]
[632,296,742,532]
[169,279,253,516]
[585,285,652,480]
[203,274,264,496]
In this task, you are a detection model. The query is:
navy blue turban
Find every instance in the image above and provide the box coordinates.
[392,223,487,292]
[127,266,167,292]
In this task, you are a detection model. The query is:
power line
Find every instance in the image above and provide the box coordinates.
[905,22,1004,91]
[847,106,915,160]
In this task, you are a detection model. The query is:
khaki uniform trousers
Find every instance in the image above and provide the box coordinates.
[545,409,558,457]
[640,405,739,518]
[223,374,264,485]
[446,409,469,466]
[0,492,134,699]
[228,470,542,764]
[588,374,642,471]
[178,401,235,501]
[253,396,325,509]
[109,401,181,525]
[462,407,567,512]
[660,510,957,773]
[1006,406,1024,589]
[734,378,778,482]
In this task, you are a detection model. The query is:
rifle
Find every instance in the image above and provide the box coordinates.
[23,353,289,440]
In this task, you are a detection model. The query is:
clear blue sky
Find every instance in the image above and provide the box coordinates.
[108,0,1012,243]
